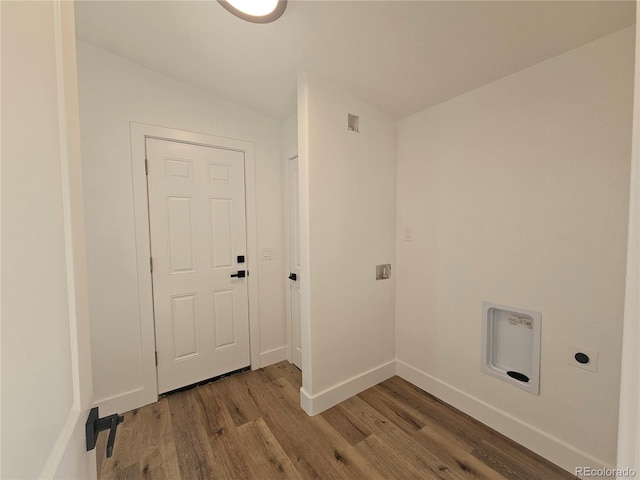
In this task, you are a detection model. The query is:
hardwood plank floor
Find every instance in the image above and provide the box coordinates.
[97,362,577,480]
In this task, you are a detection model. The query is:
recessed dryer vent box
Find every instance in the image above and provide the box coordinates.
[482,302,541,395]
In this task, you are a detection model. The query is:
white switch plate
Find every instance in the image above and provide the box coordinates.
[567,346,598,372]
[403,225,413,242]
[261,247,274,260]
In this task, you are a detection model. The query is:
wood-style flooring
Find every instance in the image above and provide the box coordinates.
[97,361,577,480]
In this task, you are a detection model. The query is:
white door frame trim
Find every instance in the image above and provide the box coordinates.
[283,151,298,365]
[129,122,260,406]
[40,2,95,476]
[616,7,640,473]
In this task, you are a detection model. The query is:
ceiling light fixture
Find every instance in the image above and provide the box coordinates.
[218,0,287,23]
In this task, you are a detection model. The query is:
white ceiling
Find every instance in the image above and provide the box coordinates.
[75,1,635,121]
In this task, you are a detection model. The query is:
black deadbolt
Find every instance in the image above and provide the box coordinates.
[237,255,245,263]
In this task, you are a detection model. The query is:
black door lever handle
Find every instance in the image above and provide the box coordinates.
[230,270,246,278]
[86,407,124,459]
[288,273,297,281]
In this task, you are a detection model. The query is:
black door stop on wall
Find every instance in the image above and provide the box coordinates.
[86,407,124,458]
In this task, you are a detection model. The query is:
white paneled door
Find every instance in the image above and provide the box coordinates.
[147,139,250,394]
[288,157,302,369]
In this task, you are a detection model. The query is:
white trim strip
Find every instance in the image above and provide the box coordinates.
[259,346,288,368]
[53,0,81,412]
[299,360,396,416]
[616,5,640,474]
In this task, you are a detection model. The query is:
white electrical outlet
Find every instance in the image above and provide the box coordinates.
[567,346,598,372]
[261,247,274,260]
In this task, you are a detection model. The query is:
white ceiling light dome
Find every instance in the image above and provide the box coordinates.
[218,0,287,23]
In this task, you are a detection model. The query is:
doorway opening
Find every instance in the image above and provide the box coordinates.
[130,123,260,400]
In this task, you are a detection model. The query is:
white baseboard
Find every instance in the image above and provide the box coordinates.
[95,347,289,415]
[300,385,313,414]
[259,346,288,368]
[94,386,155,416]
[396,360,610,477]
[300,360,396,416]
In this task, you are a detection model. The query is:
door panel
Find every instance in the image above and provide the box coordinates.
[167,196,196,273]
[210,197,233,268]
[171,294,198,359]
[288,157,302,368]
[147,139,250,394]
[213,289,237,348]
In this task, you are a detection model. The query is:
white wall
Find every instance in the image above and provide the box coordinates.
[76,42,287,413]
[283,115,298,159]
[298,73,397,414]
[396,27,635,472]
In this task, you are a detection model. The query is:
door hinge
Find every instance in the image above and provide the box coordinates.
[145,157,148,175]
[155,351,158,366]
[150,257,153,273]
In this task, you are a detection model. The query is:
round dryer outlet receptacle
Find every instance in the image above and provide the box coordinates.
[574,352,590,364]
